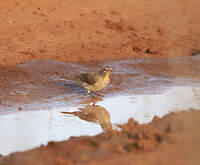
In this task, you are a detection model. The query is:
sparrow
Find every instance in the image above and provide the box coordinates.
[63,66,112,94]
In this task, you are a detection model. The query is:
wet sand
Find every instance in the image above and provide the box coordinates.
[1,56,200,113]
[0,0,200,164]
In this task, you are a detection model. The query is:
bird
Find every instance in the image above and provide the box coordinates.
[63,66,112,95]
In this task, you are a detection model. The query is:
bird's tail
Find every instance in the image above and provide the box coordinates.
[60,74,89,91]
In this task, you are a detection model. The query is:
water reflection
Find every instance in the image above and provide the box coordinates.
[61,97,112,131]
[1,86,200,156]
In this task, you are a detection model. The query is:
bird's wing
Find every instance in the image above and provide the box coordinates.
[75,73,98,85]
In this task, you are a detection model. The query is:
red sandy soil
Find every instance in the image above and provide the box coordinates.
[0,0,200,66]
[1,110,200,165]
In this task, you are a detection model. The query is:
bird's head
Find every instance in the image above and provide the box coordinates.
[100,66,112,75]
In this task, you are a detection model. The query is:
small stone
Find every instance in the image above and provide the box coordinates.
[145,48,152,54]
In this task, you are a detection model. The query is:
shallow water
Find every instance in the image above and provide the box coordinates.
[0,55,200,155]
[1,86,200,155]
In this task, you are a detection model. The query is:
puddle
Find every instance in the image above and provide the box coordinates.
[1,86,200,155]
[0,55,200,155]
[0,110,102,156]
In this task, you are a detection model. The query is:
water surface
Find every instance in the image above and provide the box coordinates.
[1,85,200,155]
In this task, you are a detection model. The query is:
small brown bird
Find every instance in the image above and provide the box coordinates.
[64,66,112,94]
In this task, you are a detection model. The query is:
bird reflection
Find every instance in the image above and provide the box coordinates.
[61,97,112,131]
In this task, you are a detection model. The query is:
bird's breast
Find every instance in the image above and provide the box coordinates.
[104,74,110,83]
[88,76,109,91]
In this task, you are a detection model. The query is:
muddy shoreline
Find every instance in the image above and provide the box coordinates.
[1,110,200,165]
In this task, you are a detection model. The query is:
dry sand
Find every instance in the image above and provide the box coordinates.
[0,0,199,66]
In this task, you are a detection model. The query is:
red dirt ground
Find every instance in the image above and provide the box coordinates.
[0,0,200,66]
